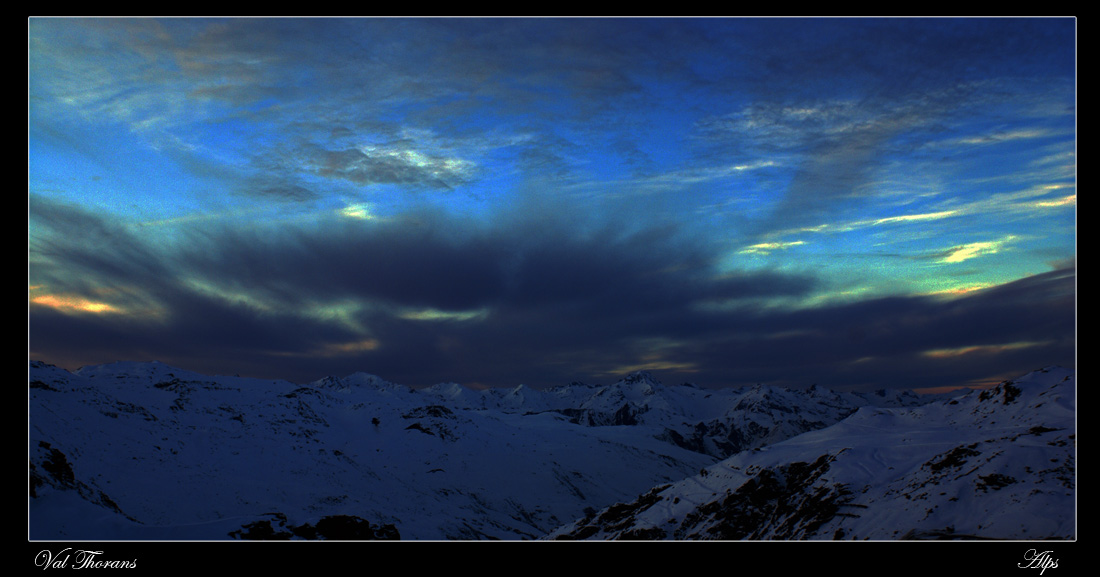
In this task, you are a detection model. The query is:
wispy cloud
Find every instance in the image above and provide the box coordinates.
[922,340,1048,359]
[309,143,477,189]
[738,240,807,255]
[870,210,960,226]
[936,236,1016,264]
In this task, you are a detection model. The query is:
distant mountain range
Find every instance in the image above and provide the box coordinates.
[29,361,1074,540]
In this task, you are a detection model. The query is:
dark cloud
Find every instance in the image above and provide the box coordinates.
[669,266,1076,391]
[29,196,177,299]
[316,262,1074,390]
[29,190,1074,390]
[163,197,819,326]
[175,213,505,312]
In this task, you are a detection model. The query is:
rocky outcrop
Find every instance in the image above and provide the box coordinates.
[229,513,400,540]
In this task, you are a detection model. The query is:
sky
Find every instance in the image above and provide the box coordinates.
[28,17,1076,392]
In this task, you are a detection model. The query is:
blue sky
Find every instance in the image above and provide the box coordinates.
[28,17,1076,391]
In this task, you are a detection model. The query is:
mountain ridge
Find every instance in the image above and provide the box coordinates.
[547,366,1075,540]
[29,360,1074,540]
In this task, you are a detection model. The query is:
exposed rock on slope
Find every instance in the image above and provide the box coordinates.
[548,367,1075,540]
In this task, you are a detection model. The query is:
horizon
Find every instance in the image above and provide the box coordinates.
[29,17,1076,393]
[28,356,1066,396]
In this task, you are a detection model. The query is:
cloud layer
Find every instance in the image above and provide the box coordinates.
[29,191,1074,390]
[29,18,1076,391]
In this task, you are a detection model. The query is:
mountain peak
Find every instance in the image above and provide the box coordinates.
[311,371,408,394]
[621,370,660,385]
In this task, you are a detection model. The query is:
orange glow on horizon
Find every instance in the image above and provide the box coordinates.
[922,341,1044,359]
[31,294,121,314]
[272,339,382,358]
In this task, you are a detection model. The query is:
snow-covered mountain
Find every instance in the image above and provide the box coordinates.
[547,366,1076,540]
[422,370,923,459]
[28,361,1074,540]
[29,362,716,540]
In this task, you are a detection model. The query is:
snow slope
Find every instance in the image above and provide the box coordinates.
[547,367,1075,540]
[30,363,716,540]
[31,361,1069,540]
